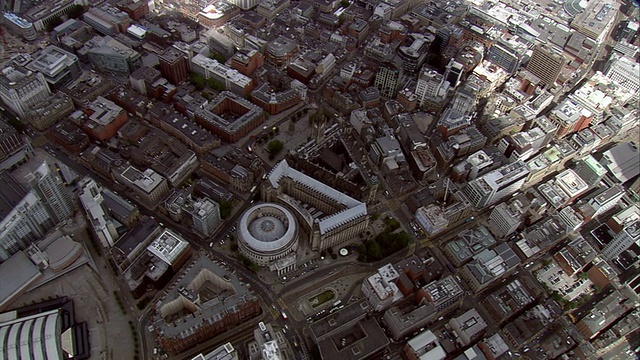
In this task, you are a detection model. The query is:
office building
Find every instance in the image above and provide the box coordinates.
[0,66,51,119]
[0,120,34,171]
[486,39,526,74]
[191,54,254,96]
[26,162,75,223]
[600,142,640,183]
[444,226,497,267]
[361,264,402,311]
[449,309,488,346]
[83,4,131,35]
[415,204,448,236]
[195,91,264,143]
[159,47,190,85]
[605,55,640,97]
[82,36,141,74]
[26,45,81,90]
[263,160,369,251]
[602,222,640,260]
[480,279,535,325]
[227,0,259,10]
[0,190,56,262]
[375,62,403,98]
[554,169,589,203]
[23,0,83,31]
[2,12,37,41]
[383,303,437,340]
[403,330,446,360]
[310,300,389,360]
[489,202,523,238]
[573,155,608,187]
[570,0,619,43]
[525,44,567,87]
[548,98,593,138]
[231,48,264,76]
[113,164,170,209]
[84,96,129,141]
[191,199,221,238]
[415,66,449,109]
[256,0,290,20]
[77,177,119,248]
[463,161,529,208]
[417,275,464,312]
[459,243,520,293]
[152,254,260,354]
[265,36,299,69]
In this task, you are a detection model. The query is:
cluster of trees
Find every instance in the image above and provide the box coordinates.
[267,139,284,157]
[358,217,410,262]
[236,254,260,272]
[45,5,85,32]
[219,201,233,219]
[189,72,224,91]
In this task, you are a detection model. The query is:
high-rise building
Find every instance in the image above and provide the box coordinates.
[77,178,119,248]
[602,222,640,260]
[605,54,640,98]
[26,45,81,90]
[375,62,403,98]
[191,198,221,237]
[81,36,142,75]
[2,12,37,41]
[158,47,189,85]
[0,173,55,262]
[486,40,526,74]
[26,162,75,223]
[82,4,131,36]
[226,0,259,10]
[0,66,51,119]
[463,161,530,208]
[415,67,450,109]
[525,44,567,88]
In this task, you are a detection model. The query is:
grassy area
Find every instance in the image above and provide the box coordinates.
[309,290,335,308]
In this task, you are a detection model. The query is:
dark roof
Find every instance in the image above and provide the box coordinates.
[0,172,28,219]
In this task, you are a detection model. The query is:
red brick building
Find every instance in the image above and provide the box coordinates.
[231,48,264,76]
[159,47,189,85]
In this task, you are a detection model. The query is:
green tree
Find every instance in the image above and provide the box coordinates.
[209,52,227,63]
[6,118,26,133]
[267,140,284,155]
[67,4,85,19]
[367,241,382,260]
[46,16,63,32]
[207,78,224,91]
[189,72,206,90]
[340,0,350,7]
[577,272,589,280]
[219,201,233,219]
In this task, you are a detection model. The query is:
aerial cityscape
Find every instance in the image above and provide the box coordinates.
[0,0,639,358]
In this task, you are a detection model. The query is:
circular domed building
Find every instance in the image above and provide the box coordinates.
[237,203,298,267]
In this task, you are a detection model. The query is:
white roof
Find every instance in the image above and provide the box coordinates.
[147,229,189,265]
[0,309,62,360]
[267,160,367,234]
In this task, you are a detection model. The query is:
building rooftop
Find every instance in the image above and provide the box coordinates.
[554,169,589,198]
[147,229,189,266]
[446,226,496,265]
[267,160,367,235]
[119,165,166,194]
[421,275,463,308]
[153,254,258,338]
